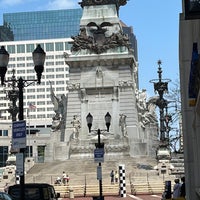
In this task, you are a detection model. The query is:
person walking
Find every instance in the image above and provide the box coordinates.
[62,171,67,185]
[110,170,114,184]
[173,178,181,199]
[114,170,119,184]
[66,174,70,184]
[180,176,186,198]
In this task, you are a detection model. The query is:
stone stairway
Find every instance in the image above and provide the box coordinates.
[1,156,180,196]
[170,153,185,176]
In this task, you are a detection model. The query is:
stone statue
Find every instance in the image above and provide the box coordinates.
[50,81,68,131]
[71,115,81,139]
[119,114,128,137]
[145,96,159,124]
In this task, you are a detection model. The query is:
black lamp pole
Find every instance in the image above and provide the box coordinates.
[86,112,111,200]
[0,45,46,200]
[6,69,19,122]
[150,60,171,147]
[97,128,103,199]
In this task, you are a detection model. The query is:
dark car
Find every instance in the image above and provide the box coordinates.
[0,192,12,200]
[8,183,60,200]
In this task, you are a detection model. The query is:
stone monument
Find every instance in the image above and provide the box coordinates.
[45,0,159,161]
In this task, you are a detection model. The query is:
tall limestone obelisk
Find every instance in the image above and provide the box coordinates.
[46,0,158,161]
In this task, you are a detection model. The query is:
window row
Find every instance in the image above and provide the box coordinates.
[6,42,72,54]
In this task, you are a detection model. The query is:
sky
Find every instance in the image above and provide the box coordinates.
[0,0,182,98]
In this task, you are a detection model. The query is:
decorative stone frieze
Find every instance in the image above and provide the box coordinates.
[67,83,80,91]
[118,80,134,88]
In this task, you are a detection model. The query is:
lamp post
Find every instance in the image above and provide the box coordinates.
[0,45,46,200]
[150,60,171,147]
[86,112,111,200]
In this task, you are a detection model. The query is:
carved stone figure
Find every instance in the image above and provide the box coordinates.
[145,96,159,124]
[119,114,128,137]
[71,25,130,54]
[50,81,68,131]
[71,115,81,139]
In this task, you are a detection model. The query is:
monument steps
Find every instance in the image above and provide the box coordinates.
[22,156,171,196]
[1,156,179,196]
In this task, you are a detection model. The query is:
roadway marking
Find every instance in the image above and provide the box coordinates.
[128,194,162,199]
[128,194,143,200]
[151,194,162,198]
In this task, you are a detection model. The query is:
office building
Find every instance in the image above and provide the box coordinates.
[0,38,73,127]
[0,23,14,41]
[3,9,82,41]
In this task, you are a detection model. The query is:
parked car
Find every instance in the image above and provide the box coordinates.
[0,192,13,200]
[8,183,60,200]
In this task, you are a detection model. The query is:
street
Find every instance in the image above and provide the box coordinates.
[62,194,162,200]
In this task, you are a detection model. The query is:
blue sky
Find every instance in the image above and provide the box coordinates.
[0,0,182,98]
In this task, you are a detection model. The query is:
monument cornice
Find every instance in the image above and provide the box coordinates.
[64,53,136,68]
[79,0,127,7]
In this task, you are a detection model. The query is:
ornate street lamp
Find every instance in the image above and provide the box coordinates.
[0,44,46,200]
[86,112,111,200]
[150,60,171,145]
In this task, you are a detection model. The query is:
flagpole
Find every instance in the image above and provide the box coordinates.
[27,106,31,158]
[29,113,31,158]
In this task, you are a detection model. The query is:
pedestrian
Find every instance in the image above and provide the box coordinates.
[114,170,119,184]
[173,178,181,199]
[55,177,61,185]
[62,171,67,185]
[180,176,186,198]
[110,170,114,184]
[66,174,70,184]
[4,183,9,193]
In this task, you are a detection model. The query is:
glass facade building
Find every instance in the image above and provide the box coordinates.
[3,9,82,41]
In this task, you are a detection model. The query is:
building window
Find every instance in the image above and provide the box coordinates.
[17,44,25,53]
[65,42,72,50]
[0,130,8,136]
[7,45,15,54]
[46,43,54,51]
[17,57,25,61]
[25,146,32,157]
[55,42,64,51]
[0,146,8,167]
[26,44,34,53]
[46,68,54,72]
[55,61,64,65]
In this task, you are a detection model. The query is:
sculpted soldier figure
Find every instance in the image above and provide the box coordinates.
[71,115,81,139]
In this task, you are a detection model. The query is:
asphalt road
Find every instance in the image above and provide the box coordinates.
[62,194,163,200]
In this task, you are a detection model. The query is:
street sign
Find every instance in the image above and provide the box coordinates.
[12,120,26,149]
[16,153,24,176]
[94,148,104,163]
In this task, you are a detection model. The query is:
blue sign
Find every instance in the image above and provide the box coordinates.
[12,120,26,149]
[94,148,104,163]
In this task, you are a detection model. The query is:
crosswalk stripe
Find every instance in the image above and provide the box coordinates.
[151,194,162,198]
[128,194,143,200]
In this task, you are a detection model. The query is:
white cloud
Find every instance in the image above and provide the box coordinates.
[47,0,79,10]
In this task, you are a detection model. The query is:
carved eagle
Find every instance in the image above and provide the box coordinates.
[87,22,113,34]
